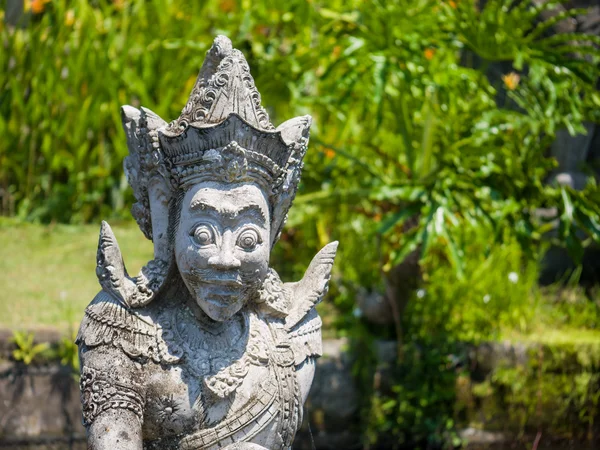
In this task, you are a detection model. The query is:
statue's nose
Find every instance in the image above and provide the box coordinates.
[207,230,241,269]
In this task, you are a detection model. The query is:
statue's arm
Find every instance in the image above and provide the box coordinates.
[79,345,146,450]
[295,357,317,404]
[87,408,143,450]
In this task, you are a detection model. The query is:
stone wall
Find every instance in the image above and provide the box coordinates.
[0,334,358,450]
[0,329,84,449]
[1,332,598,449]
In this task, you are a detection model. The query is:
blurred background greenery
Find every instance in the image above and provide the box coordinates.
[1,0,600,448]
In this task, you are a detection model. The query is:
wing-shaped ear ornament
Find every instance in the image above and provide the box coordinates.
[285,241,339,329]
[96,221,170,308]
[96,221,132,305]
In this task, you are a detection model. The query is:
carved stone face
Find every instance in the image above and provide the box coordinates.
[175,182,271,321]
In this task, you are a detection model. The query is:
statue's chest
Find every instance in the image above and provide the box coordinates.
[143,310,299,449]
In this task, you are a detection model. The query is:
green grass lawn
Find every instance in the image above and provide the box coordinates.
[1,220,598,347]
[0,221,153,330]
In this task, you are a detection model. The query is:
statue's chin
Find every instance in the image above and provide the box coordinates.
[195,291,245,322]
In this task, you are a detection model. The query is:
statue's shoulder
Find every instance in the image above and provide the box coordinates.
[76,290,173,364]
[286,306,323,367]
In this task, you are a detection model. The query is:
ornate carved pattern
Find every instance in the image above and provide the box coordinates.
[129,258,170,308]
[76,290,180,364]
[122,106,168,241]
[80,366,145,426]
[148,394,190,428]
[267,320,302,448]
[168,141,284,191]
[255,269,291,318]
[289,308,323,366]
[168,35,274,133]
[270,116,311,245]
[159,308,270,399]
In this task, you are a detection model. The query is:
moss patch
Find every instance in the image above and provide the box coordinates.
[458,330,600,440]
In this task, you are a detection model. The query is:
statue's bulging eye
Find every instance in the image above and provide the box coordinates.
[237,229,259,251]
[192,225,215,247]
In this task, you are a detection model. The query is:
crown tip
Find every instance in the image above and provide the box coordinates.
[209,35,233,58]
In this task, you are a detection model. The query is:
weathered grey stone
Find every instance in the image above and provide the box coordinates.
[76,35,338,449]
[0,362,85,448]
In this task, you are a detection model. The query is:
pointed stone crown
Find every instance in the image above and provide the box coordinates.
[158,36,311,198]
[166,35,273,132]
[118,35,311,246]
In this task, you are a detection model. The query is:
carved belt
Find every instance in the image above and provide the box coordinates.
[268,322,301,449]
[179,374,279,449]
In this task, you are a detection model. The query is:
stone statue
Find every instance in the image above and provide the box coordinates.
[76,36,338,450]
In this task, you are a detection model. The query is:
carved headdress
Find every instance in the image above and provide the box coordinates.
[123,35,310,247]
[98,36,312,308]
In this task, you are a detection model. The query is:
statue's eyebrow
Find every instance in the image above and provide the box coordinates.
[189,200,266,224]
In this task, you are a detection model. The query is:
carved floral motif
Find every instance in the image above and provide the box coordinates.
[80,366,145,426]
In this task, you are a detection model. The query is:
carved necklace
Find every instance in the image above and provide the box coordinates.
[160,306,270,399]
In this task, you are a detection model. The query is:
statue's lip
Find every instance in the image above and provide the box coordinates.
[187,270,243,287]
[199,277,242,288]
[205,292,238,308]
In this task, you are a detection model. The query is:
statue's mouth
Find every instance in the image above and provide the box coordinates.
[187,268,244,287]
[204,284,241,296]
[183,267,260,311]
[191,279,244,307]
[204,277,243,287]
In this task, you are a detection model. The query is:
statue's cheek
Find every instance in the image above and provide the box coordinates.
[237,246,269,274]
[175,244,211,272]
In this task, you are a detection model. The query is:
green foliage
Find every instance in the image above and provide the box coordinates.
[410,232,540,342]
[468,333,600,440]
[362,232,542,448]
[366,339,463,449]
[11,329,80,375]
[3,0,600,447]
[50,332,81,375]
[538,283,600,330]
[3,0,597,266]
[285,0,600,279]
[0,0,314,222]
[11,331,49,365]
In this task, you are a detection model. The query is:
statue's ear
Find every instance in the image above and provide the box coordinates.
[121,105,171,261]
[271,115,312,247]
[147,175,171,261]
